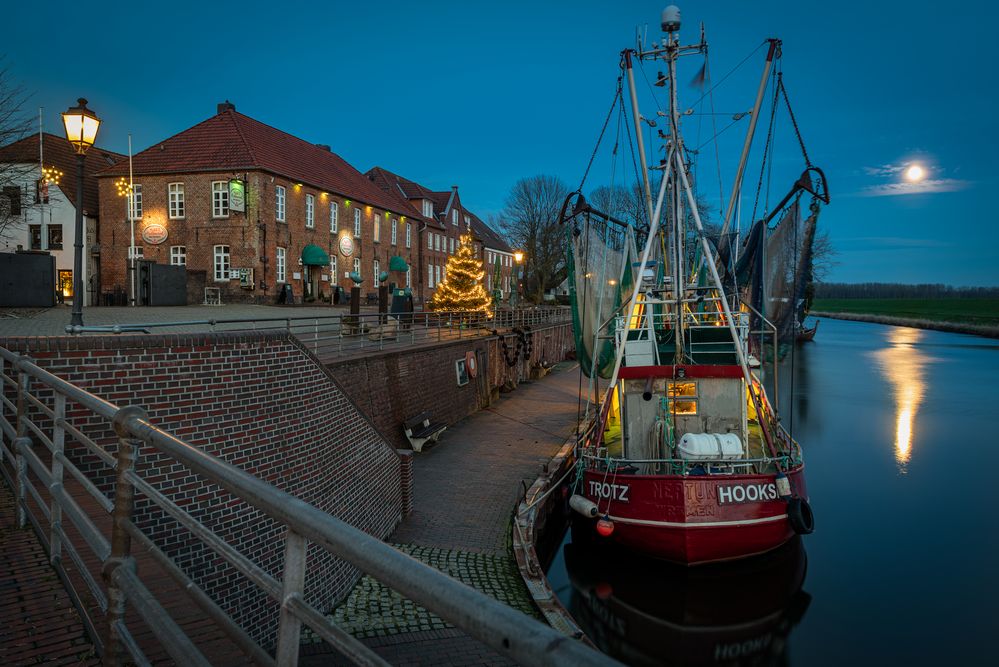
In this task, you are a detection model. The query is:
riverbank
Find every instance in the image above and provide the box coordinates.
[810,311,999,339]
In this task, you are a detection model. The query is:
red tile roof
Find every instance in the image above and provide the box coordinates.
[98,109,424,221]
[366,166,511,251]
[0,133,124,215]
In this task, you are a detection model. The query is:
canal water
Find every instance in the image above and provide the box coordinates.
[547,318,999,666]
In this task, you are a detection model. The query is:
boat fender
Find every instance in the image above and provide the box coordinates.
[775,471,792,499]
[787,497,815,535]
[569,494,599,518]
[596,516,615,537]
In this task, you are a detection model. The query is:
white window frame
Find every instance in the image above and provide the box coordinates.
[406,267,411,288]
[353,257,361,276]
[213,245,231,282]
[423,200,433,217]
[276,247,287,283]
[405,222,412,248]
[435,234,440,252]
[354,208,361,237]
[373,213,381,243]
[330,201,338,232]
[427,231,433,250]
[452,209,458,225]
[435,265,441,285]
[373,259,381,287]
[450,237,456,254]
[391,219,397,245]
[168,183,185,219]
[276,185,286,222]
[330,256,337,285]
[128,246,144,260]
[212,181,229,218]
[128,184,142,219]
[305,193,315,228]
[428,264,434,287]
[170,245,186,266]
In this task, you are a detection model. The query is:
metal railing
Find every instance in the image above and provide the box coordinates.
[62,307,571,362]
[0,346,616,666]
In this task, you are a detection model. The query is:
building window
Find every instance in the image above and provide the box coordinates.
[331,256,337,283]
[128,184,143,219]
[330,201,338,232]
[212,182,229,218]
[428,263,434,287]
[2,185,21,215]
[450,237,456,254]
[48,226,63,250]
[305,193,315,228]
[406,267,411,288]
[354,208,361,237]
[214,245,230,281]
[170,245,186,266]
[391,219,397,245]
[35,179,49,204]
[276,247,286,283]
[128,245,144,260]
[276,185,286,222]
[373,259,380,287]
[28,225,41,250]
[434,234,440,252]
[435,265,441,285]
[452,209,458,225]
[405,222,412,248]
[168,183,185,219]
[427,232,433,250]
[373,213,381,243]
[464,214,470,227]
[353,257,361,276]
[423,200,433,217]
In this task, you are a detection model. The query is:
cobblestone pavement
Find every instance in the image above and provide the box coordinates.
[304,364,582,666]
[0,483,100,666]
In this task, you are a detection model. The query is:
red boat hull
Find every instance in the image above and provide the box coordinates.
[581,466,807,565]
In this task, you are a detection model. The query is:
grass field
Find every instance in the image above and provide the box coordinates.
[811,298,999,327]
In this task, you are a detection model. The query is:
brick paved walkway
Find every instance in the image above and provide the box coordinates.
[305,363,582,666]
[0,483,100,666]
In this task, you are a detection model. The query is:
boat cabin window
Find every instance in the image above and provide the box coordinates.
[666,381,698,415]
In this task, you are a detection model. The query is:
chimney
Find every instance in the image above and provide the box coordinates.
[315,143,331,152]
[451,185,458,192]
[217,100,236,114]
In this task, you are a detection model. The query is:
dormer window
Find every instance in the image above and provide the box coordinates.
[423,200,433,217]
[452,209,458,225]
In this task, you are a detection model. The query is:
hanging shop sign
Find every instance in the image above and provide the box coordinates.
[338,234,354,257]
[141,223,168,245]
[229,179,246,213]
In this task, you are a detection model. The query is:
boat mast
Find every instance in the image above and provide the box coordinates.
[623,50,658,253]
[718,38,780,238]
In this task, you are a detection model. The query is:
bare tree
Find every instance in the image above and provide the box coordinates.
[499,175,570,303]
[810,229,837,282]
[0,58,33,242]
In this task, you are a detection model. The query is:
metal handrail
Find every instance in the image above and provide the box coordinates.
[0,347,616,667]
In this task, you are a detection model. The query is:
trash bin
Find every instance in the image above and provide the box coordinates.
[390,287,413,328]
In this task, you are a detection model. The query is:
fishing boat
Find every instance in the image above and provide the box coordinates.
[563,6,828,565]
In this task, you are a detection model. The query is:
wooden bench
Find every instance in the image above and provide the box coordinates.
[403,411,447,452]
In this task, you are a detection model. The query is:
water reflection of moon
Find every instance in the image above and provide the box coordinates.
[872,328,929,472]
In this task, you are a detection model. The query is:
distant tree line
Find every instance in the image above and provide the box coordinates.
[815,283,999,299]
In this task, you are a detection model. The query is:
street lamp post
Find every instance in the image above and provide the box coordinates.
[61,99,101,329]
[513,250,524,308]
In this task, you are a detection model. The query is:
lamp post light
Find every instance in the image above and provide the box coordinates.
[61,98,101,328]
[513,250,524,308]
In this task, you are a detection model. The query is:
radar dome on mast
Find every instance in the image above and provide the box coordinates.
[661,5,681,33]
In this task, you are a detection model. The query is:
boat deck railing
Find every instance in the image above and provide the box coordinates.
[579,450,796,475]
[0,346,616,667]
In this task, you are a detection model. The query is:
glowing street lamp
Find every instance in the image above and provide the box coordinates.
[513,250,525,307]
[61,99,101,328]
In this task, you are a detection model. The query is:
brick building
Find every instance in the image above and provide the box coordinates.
[366,167,515,301]
[0,133,123,305]
[97,103,430,305]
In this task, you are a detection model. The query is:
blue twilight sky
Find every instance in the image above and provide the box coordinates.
[5,1,997,285]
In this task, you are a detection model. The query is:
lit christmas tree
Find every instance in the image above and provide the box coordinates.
[429,233,493,315]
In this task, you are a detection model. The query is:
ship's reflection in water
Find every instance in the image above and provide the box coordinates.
[871,327,929,471]
[564,534,810,666]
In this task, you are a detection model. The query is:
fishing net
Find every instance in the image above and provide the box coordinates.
[567,216,637,378]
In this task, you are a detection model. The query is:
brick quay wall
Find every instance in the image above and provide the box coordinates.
[327,322,577,451]
[2,331,404,647]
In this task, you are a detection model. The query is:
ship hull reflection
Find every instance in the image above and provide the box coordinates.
[566,530,810,666]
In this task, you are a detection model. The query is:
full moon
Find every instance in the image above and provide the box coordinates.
[905,164,925,182]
